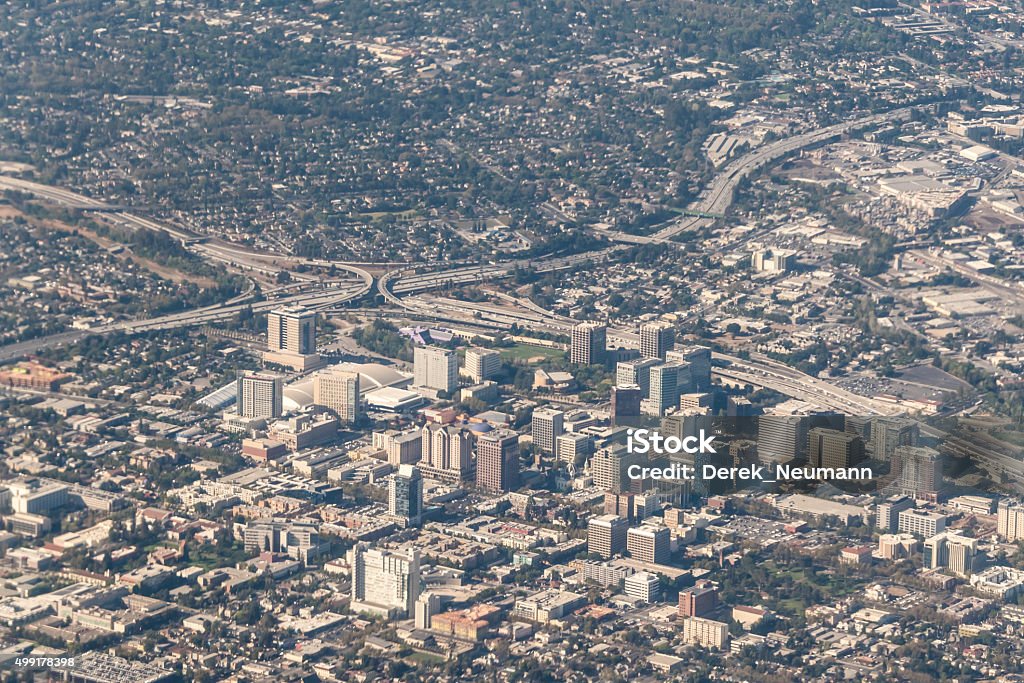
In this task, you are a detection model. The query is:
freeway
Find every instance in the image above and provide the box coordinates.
[0,175,377,288]
[652,107,920,241]
[910,249,1024,309]
[384,274,898,415]
[594,105,923,245]
[0,279,369,363]
[0,106,941,415]
[381,247,623,304]
[0,175,377,363]
[712,354,900,417]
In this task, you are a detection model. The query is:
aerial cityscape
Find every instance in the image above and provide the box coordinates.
[4,0,1024,681]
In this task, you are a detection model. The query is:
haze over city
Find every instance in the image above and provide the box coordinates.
[4,1,1024,681]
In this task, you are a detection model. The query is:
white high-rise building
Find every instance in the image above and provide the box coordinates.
[236,372,283,419]
[313,367,360,423]
[414,346,458,393]
[616,357,660,396]
[532,407,565,455]
[268,307,316,354]
[588,514,628,559]
[349,543,421,619]
[464,348,502,383]
[264,306,323,371]
[571,322,606,365]
[626,524,671,564]
[924,532,978,576]
[644,363,679,416]
[998,499,1024,543]
[591,444,640,494]
[640,321,675,360]
[556,433,592,466]
[898,509,946,538]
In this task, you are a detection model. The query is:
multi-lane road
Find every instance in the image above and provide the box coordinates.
[0,280,369,363]
[595,105,925,245]
[382,271,900,415]
[0,106,932,417]
[0,175,378,361]
[0,175,377,286]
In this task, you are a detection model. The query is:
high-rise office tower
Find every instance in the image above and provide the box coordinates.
[673,346,712,391]
[998,499,1024,543]
[420,424,472,483]
[616,357,660,396]
[626,524,671,564]
[610,385,642,427]
[894,445,943,501]
[236,372,283,419]
[475,429,520,492]
[845,416,872,440]
[872,417,919,463]
[313,367,360,423]
[644,363,679,417]
[264,306,323,371]
[757,414,807,463]
[592,444,641,494]
[268,306,316,354]
[556,433,593,466]
[678,580,719,618]
[672,361,693,396]
[898,509,946,537]
[571,322,607,366]
[587,514,628,559]
[389,464,424,527]
[464,347,502,383]
[661,409,714,442]
[348,543,421,619]
[414,346,458,393]
[531,407,565,455]
[924,532,978,576]
[876,495,915,532]
[808,428,865,469]
[665,350,697,394]
[640,321,675,360]
[374,429,422,466]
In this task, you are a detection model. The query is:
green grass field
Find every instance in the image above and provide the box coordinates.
[499,344,565,363]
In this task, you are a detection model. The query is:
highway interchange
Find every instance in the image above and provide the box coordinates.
[0,106,939,416]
